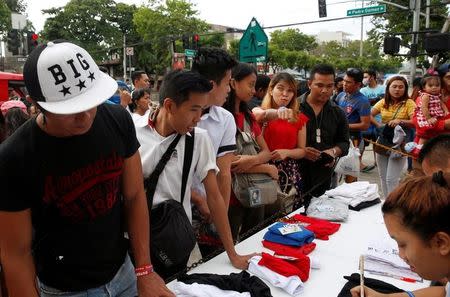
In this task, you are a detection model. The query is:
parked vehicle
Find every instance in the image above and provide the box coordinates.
[0,72,26,106]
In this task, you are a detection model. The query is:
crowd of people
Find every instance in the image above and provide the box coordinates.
[0,40,448,297]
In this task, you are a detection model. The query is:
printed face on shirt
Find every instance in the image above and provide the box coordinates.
[271,80,295,108]
[388,79,406,100]
[343,75,361,94]
[232,73,257,102]
[308,73,335,104]
[210,70,231,106]
[43,107,97,136]
[168,92,208,134]
[384,213,450,280]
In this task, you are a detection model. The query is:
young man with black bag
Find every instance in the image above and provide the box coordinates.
[134,70,256,279]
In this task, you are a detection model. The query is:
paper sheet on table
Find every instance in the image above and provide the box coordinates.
[364,231,422,282]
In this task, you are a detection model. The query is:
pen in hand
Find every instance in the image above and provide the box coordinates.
[359,255,365,297]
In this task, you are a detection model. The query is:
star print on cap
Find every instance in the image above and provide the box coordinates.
[23,40,117,115]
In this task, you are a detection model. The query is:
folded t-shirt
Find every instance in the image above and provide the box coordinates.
[263,222,315,246]
[258,252,310,282]
[289,214,341,240]
[177,271,272,297]
[262,240,316,257]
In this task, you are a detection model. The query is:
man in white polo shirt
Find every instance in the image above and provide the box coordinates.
[190,48,238,254]
[134,70,256,279]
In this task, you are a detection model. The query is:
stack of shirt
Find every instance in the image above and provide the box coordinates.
[284,214,341,240]
[263,222,315,247]
[324,181,380,210]
[306,196,349,221]
[248,255,304,297]
[262,240,316,258]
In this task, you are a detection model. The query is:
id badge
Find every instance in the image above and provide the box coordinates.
[248,187,262,207]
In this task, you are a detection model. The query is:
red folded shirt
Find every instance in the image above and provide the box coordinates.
[262,240,316,258]
[258,252,310,282]
[282,214,341,240]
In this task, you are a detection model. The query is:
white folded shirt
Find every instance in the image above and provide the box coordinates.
[247,256,304,297]
[171,281,251,297]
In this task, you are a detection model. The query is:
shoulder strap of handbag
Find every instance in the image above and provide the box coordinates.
[144,134,181,207]
[180,129,195,204]
[243,115,252,134]
[391,102,404,120]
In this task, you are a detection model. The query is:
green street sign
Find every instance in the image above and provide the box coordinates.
[347,5,386,17]
[184,49,197,58]
[239,17,268,63]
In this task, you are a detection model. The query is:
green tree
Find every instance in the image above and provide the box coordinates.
[200,33,225,48]
[5,0,26,13]
[369,0,448,52]
[0,1,11,33]
[133,0,209,75]
[270,28,317,52]
[228,39,239,59]
[40,0,136,61]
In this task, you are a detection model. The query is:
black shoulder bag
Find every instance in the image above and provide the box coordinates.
[144,131,196,275]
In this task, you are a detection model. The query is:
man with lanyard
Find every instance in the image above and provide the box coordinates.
[360,69,385,172]
[298,64,350,207]
[190,47,238,257]
[336,68,371,182]
[0,41,172,296]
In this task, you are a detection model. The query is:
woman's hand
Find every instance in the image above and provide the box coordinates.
[231,155,255,173]
[387,119,401,127]
[350,285,387,297]
[277,107,295,122]
[266,164,279,180]
[271,149,290,161]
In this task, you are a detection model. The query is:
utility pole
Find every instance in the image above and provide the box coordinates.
[425,0,430,29]
[360,0,364,57]
[123,34,127,82]
[410,0,421,86]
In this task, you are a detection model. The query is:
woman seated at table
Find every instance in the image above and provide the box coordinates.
[351,171,450,297]
[253,72,308,211]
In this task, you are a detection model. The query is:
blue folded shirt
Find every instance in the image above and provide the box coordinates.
[263,222,315,247]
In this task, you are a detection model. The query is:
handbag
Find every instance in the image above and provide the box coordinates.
[144,131,196,273]
[374,103,403,156]
[277,169,298,213]
[232,117,278,208]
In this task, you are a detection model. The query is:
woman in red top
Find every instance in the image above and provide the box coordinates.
[253,73,308,211]
[223,63,278,240]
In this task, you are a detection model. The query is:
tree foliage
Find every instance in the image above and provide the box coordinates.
[40,0,137,61]
[133,0,209,74]
[270,28,317,52]
[0,0,11,33]
[369,0,448,51]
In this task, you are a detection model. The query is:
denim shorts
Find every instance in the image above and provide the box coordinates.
[38,254,137,297]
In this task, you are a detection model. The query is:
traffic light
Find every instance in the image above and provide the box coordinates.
[192,34,200,50]
[318,0,327,18]
[182,35,190,49]
[424,33,450,55]
[27,32,39,54]
[383,37,401,55]
[7,29,21,55]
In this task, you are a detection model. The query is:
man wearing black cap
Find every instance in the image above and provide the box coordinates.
[0,41,173,296]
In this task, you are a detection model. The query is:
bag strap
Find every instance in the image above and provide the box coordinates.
[391,102,404,120]
[181,129,195,204]
[144,134,182,207]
